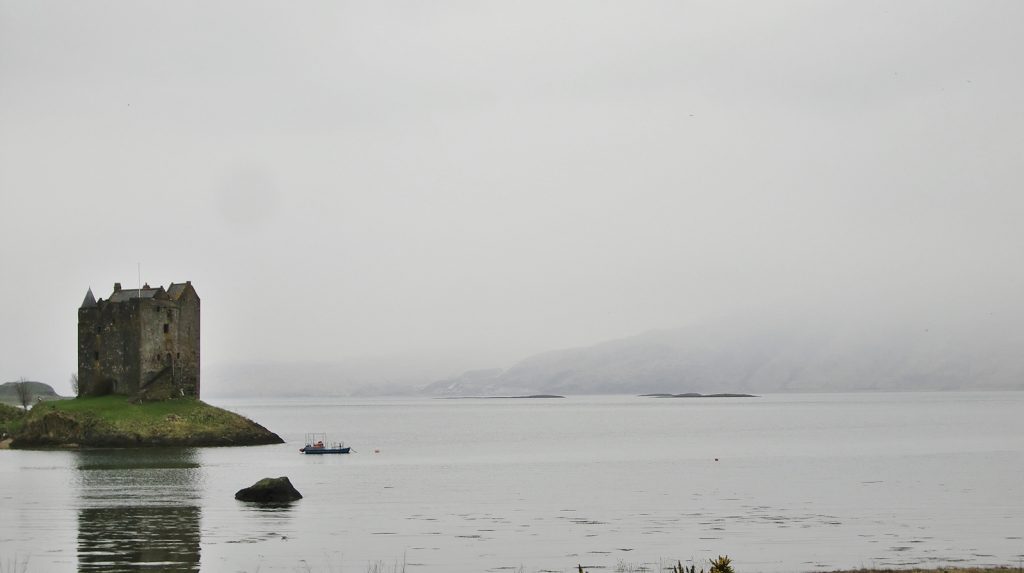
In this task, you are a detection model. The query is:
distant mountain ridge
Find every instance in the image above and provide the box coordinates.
[203,309,1024,398]
[423,311,1024,396]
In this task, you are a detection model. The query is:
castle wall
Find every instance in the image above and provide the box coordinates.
[77,282,200,399]
[138,299,175,393]
[79,301,143,395]
[77,309,98,397]
[174,289,200,398]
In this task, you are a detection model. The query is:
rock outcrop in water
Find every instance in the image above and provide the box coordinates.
[235,477,303,502]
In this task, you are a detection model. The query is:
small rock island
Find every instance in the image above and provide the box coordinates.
[9,281,281,448]
[235,476,303,502]
[440,394,566,399]
[641,393,759,398]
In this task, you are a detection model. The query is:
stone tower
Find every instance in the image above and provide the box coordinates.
[77,281,200,399]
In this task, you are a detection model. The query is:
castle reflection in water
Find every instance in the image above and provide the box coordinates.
[75,448,202,572]
[78,505,200,571]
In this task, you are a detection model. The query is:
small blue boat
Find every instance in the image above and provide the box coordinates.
[299,433,351,454]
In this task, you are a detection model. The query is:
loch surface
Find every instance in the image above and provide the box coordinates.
[1,392,1022,572]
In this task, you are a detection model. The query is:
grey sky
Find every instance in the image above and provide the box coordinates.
[2,1,1022,393]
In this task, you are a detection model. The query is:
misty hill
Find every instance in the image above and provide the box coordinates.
[0,381,63,406]
[423,311,1024,396]
[203,355,464,398]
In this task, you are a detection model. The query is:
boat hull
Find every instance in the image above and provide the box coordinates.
[300,446,351,454]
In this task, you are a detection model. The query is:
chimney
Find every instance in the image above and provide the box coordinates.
[143,283,150,289]
[114,282,122,292]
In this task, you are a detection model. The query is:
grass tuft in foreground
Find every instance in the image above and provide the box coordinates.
[581,557,1018,573]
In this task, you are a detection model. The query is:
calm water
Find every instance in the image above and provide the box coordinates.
[1,393,1023,572]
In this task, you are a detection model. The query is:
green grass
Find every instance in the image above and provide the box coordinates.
[32,395,204,422]
[15,395,279,447]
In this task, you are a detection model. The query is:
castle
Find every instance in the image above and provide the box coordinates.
[78,281,200,399]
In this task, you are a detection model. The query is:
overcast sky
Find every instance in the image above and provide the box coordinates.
[2,1,1022,392]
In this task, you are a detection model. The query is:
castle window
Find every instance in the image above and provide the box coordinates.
[176,352,181,360]
[96,325,101,334]
[93,351,99,361]
[163,323,169,333]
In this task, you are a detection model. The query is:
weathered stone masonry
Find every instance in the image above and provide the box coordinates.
[78,281,200,399]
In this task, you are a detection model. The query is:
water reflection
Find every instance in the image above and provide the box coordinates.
[75,448,203,572]
[78,506,200,571]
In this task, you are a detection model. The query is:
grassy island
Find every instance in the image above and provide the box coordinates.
[9,396,282,448]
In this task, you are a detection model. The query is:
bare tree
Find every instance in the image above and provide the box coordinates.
[70,373,79,397]
[14,377,32,411]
